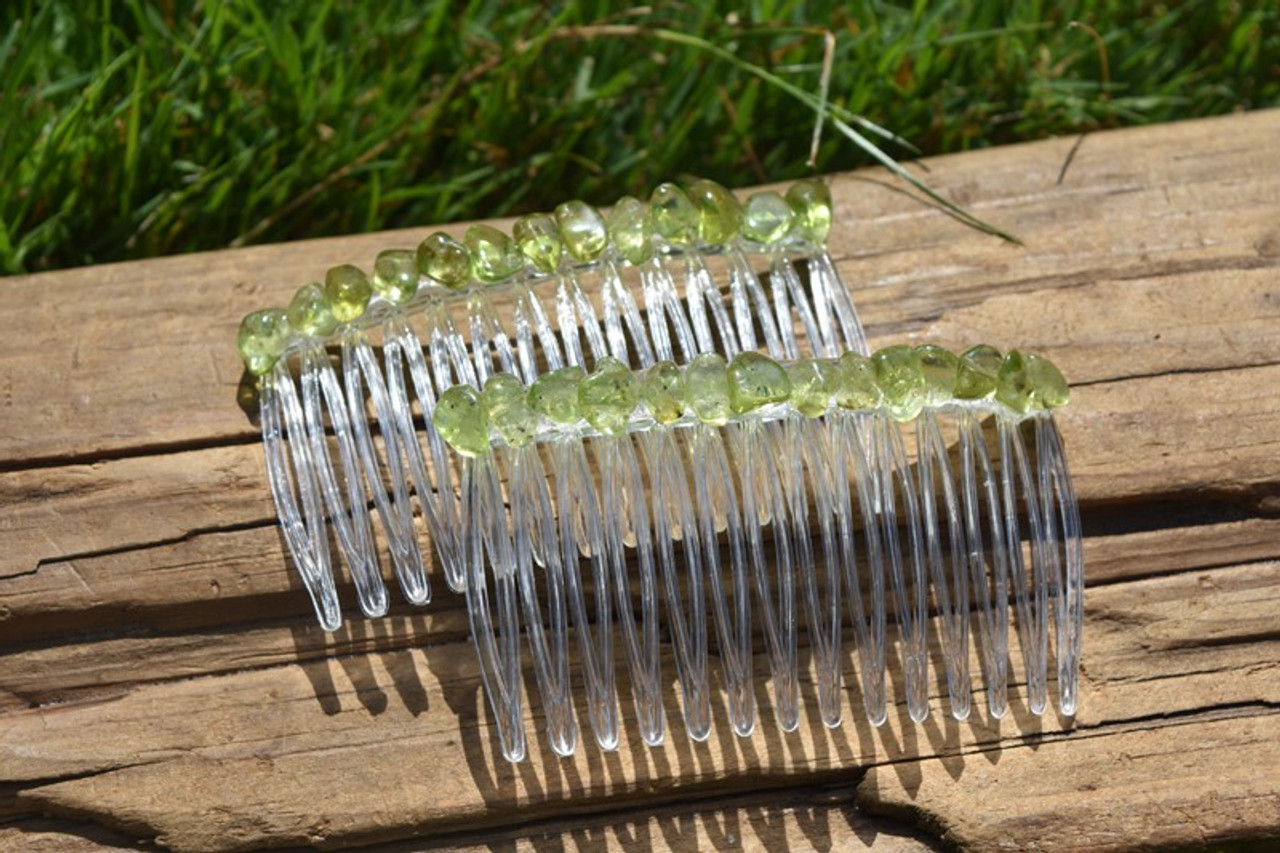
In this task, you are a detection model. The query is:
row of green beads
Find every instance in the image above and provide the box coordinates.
[237,177,833,377]
[431,345,1070,457]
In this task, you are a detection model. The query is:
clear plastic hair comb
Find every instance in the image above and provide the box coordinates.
[237,178,1084,762]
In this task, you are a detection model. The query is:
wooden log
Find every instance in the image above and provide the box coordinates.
[2,109,1279,851]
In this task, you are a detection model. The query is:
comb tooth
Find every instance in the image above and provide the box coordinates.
[262,365,342,632]
[999,416,1051,716]
[463,454,526,763]
[300,344,388,619]
[918,409,972,721]
[810,250,870,357]
[509,446,578,757]
[343,328,430,606]
[693,425,757,737]
[642,428,712,742]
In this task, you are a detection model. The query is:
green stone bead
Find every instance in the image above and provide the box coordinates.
[995,350,1033,413]
[640,360,686,424]
[433,384,490,457]
[786,178,833,243]
[237,308,291,376]
[872,345,926,421]
[528,365,584,425]
[788,358,839,418]
[835,352,881,410]
[650,182,699,246]
[916,345,959,406]
[513,213,563,274]
[555,200,609,263]
[685,352,732,426]
[372,249,420,306]
[482,373,539,448]
[607,196,653,265]
[286,283,338,338]
[466,224,524,283]
[1026,353,1070,409]
[324,264,372,323]
[727,351,791,414]
[578,357,640,436]
[686,178,742,245]
[954,344,1003,400]
[416,232,471,290]
[741,191,794,244]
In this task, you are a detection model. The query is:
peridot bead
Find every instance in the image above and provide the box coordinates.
[513,213,563,274]
[686,178,742,246]
[995,350,1033,413]
[955,344,1003,400]
[788,358,839,418]
[483,373,539,448]
[872,345,927,421]
[835,352,881,410]
[1026,353,1070,409]
[372,249,420,306]
[466,224,524,283]
[607,196,652,265]
[741,191,794,244]
[640,360,686,424]
[727,351,791,414]
[650,183,699,245]
[786,178,833,243]
[528,365,584,424]
[286,283,338,338]
[416,232,471,289]
[578,357,639,436]
[237,308,291,376]
[433,384,490,457]
[324,264,372,323]
[917,345,959,406]
[685,352,732,426]
[555,200,608,263]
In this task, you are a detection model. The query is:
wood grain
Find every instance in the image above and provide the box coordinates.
[2,110,1280,852]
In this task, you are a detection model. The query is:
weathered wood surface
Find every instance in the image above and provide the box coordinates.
[3,110,1280,852]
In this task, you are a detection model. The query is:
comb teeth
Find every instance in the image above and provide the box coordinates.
[249,186,1083,762]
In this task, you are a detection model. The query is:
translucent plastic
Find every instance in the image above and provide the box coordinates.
[255,239,1086,763]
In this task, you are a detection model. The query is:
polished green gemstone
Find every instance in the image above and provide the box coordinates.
[650,182,699,245]
[416,231,471,290]
[872,345,927,421]
[954,344,1003,400]
[741,191,794,244]
[917,345,959,406]
[528,365,584,425]
[786,178,833,243]
[788,358,839,418]
[372,249,420,306]
[727,351,791,414]
[555,200,609,263]
[640,360,686,424]
[835,352,881,410]
[995,350,1033,413]
[433,384,490,457]
[286,283,338,338]
[466,224,524,283]
[237,308,291,376]
[482,373,539,448]
[579,357,639,436]
[324,264,372,323]
[686,178,742,245]
[1026,353,1070,409]
[513,213,563,274]
[685,352,732,426]
[607,196,652,265]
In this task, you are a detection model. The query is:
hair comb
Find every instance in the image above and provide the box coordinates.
[236,178,1084,762]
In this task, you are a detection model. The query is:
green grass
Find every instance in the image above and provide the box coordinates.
[3,0,1277,275]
